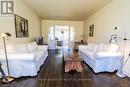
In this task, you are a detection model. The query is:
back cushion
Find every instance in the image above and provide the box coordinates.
[27,42,38,52]
[78,45,88,50]
[97,43,119,52]
[16,44,29,53]
[97,43,107,52]
[108,44,119,52]
[6,44,17,53]
[87,43,98,51]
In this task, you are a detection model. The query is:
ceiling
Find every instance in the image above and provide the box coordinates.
[23,0,112,21]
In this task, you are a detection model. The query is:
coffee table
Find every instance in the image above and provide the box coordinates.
[64,51,83,72]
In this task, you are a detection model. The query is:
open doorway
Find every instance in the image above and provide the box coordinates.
[48,25,75,50]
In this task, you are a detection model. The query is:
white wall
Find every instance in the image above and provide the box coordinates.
[41,20,84,44]
[0,0,41,45]
[84,0,130,77]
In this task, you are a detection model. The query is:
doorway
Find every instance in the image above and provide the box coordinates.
[48,25,75,50]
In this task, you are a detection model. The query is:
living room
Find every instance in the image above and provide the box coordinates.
[0,0,130,87]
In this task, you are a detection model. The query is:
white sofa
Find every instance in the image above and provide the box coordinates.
[0,42,48,78]
[78,43,122,73]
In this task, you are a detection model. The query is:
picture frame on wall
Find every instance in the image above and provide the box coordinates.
[89,24,94,37]
[14,14,29,38]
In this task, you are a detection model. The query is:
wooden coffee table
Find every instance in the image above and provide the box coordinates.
[64,51,83,72]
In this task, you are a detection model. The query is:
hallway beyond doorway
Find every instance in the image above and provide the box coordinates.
[48,25,75,49]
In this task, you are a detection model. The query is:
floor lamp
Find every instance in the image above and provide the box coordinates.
[109,34,126,77]
[0,33,14,82]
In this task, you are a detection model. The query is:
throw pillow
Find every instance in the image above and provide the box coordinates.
[16,44,29,53]
[27,42,38,52]
[6,44,17,53]
[108,44,119,52]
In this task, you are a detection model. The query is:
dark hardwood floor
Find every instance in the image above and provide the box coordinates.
[0,49,130,87]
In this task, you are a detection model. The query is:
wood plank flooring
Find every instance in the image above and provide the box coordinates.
[0,49,130,87]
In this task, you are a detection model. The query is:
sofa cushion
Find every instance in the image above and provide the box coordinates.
[28,42,38,52]
[108,44,119,52]
[97,43,119,52]
[87,43,97,51]
[38,45,48,50]
[6,44,17,53]
[16,44,29,53]
[78,45,87,51]
[96,43,106,52]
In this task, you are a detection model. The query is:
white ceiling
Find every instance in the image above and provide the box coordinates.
[23,0,112,21]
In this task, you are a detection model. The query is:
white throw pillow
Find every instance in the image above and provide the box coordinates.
[16,44,29,53]
[27,42,38,52]
[97,43,107,52]
[6,44,17,53]
[97,43,119,52]
[87,43,98,51]
[108,44,119,52]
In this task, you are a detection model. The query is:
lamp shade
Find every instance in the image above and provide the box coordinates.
[0,33,11,37]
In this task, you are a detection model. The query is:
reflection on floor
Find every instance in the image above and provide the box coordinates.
[0,49,130,87]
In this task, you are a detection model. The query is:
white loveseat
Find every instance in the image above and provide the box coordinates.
[0,42,48,78]
[78,43,122,73]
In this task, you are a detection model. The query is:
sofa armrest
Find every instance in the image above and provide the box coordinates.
[0,53,36,60]
[95,52,122,58]
[78,45,87,51]
[37,45,48,50]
